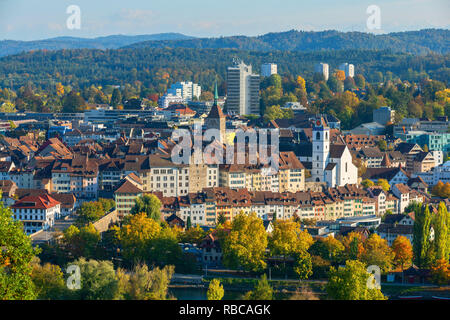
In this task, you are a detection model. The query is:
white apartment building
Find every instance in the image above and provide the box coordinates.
[11,195,60,235]
[158,93,185,108]
[339,63,355,78]
[261,63,278,77]
[167,81,201,101]
[314,63,329,81]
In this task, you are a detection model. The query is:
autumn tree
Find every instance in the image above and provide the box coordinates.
[0,202,38,300]
[430,259,450,285]
[207,279,224,300]
[309,236,345,264]
[179,225,207,245]
[391,236,413,271]
[115,213,161,262]
[269,220,314,279]
[340,232,365,260]
[222,212,268,273]
[360,233,394,273]
[117,264,175,300]
[361,179,374,188]
[295,75,308,106]
[376,179,390,192]
[327,260,386,300]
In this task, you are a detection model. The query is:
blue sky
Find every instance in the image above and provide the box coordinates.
[0,0,449,40]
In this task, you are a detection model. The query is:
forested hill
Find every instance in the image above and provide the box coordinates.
[125,29,450,55]
[0,33,193,57]
[0,47,448,91]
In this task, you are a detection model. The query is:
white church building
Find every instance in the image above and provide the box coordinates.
[298,117,358,187]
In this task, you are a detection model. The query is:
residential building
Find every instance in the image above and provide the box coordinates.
[314,63,329,81]
[11,194,60,235]
[113,173,144,218]
[167,81,201,101]
[373,106,395,125]
[261,63,277,77]
[338,63,355,78]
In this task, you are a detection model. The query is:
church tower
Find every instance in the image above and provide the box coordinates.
[312,117,330,182]
[205,81,226,143]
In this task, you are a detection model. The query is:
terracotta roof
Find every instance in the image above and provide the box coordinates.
[11,194,60,210]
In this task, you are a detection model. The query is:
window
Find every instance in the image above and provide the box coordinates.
[316,132,320,140]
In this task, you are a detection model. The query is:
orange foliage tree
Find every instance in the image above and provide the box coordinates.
[391,236,413,271]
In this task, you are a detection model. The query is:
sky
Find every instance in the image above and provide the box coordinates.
[0,0,449,40]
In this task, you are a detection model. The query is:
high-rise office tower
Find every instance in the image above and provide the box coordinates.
[314,63,329,81]
[226,60,260,115]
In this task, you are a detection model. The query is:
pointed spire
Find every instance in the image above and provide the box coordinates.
[214,81,219,106]
[381,152,391,167]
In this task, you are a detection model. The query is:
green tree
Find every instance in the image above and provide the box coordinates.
[413,204,433,268]
[98,198,115,213]
[243,274,273,300]
[63,223,101,259]
[377,140,388,151]
[263,105,293,122]
[222,212,268,273]
[76,201,105,226]
[31,257,67,300]
[217,212,226,225]
[130,194,162,221]
[71,258,119,300]
[309,236,344,264]
[186,216,192,230]
[0,202,38,300]
[434,202,449,261]
[207,279,224,300]
[111,88,122,108]
[327,260,387,300]
[62,91,86,113]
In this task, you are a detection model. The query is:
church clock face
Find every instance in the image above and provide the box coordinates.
[316,120,321,126]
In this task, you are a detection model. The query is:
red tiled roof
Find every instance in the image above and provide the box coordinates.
[11,194,60,209]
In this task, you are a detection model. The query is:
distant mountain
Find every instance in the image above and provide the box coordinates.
[0,33,194,57]
[124,29,450,55]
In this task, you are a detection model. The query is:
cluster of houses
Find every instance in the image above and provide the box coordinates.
[0,101,447,243]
